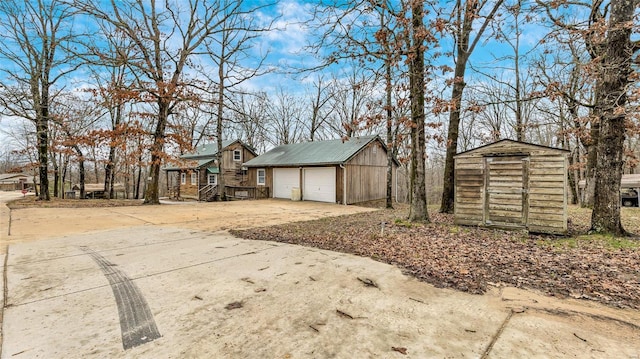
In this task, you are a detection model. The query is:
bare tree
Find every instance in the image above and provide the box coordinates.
[406,0,431,223]
[305,75,336,142]
[439,0,505,214]
[264,88,306,146]
[590,0,639,235]
[0,0,81,200]
[73,0,231,204]
[538,0,608,207]
[86,29,138,200]
[50,91,102,199]
[329,67,379,138]
[227,92,271,154]
[198,0,274,200]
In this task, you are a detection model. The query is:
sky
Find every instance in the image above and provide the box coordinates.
[0,0,554,158]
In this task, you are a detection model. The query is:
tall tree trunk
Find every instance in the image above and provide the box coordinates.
[216,58,226,201]
[61,154,69,198]
[72,145,86,199]
[135,162,142,200]
[567,152,579,205]
[407,2,429,222]
[440,0,504,214]
[514,35,523,141]
[440,60,467,214]
[582,124,599,207]
[53,153,60,198]
[590,0,637,235]
[383,8,394,210]
[105,148,115,199]
[36,114,50,200]
[144,101,170,204]
[385,57,394,209]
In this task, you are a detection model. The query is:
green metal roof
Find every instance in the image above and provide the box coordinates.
[243,136,382,167]
[206,167,220,174]
[182,140,236,160]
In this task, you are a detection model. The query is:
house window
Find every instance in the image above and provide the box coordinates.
[257,169,266,185]
[208,174,217,186]
[372,145,378,154]
[233,149,242,162]
[181,172,186,185]
[191,172,197,185]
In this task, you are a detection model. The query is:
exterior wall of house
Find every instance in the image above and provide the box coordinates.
[182,169,200,198]
[172,143,258,200]
[454,141,568,235]
[219,142,255,187]
[244,167,272,199]
[345,140,395,204]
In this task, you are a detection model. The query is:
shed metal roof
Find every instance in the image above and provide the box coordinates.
[454,139,569,157]
[243,136,388,167]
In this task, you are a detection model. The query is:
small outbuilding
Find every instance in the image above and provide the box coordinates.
[454,139,569,234]
[0,173,34,191]
[242,135,398,204]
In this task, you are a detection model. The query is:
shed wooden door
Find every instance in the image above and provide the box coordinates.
[484,156,529,227]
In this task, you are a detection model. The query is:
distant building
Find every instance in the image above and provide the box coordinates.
[0,173,35,191]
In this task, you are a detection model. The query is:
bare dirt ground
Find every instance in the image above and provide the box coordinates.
[1,193,639,358]
[2,197,371,250]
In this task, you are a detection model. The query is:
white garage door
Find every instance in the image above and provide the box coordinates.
[273,168,300,199]
[303,167,336,203]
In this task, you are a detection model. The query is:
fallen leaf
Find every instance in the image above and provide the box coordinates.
[225,301,243,310]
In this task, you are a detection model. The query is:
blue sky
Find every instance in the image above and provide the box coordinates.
[0,0,560,154]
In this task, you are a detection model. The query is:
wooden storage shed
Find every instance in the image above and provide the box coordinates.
[454,139,569,234]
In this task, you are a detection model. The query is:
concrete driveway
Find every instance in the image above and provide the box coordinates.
[1,196,639,358]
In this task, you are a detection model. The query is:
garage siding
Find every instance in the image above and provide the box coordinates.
[345,142,389,204]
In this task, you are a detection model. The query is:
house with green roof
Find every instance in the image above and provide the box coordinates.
[164,140,258,201]
[242,135,399,204]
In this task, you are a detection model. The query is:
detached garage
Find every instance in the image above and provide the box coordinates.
[243,136,398,204]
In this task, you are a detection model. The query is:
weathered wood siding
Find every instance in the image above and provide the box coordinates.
[345,141,395,204]
[485,156,528,227]
[454,140,568,234]
[181,169,200,198]
[454,156,485,225]
[336,166,344,204]
[176,143,257,199]
[246,167,273,196]
[219,142,255,187]
[527,154,567,233]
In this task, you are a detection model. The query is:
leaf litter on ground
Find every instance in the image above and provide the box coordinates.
[231,205,640,309]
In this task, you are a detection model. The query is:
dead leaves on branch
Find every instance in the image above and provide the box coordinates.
[232,206,640,310]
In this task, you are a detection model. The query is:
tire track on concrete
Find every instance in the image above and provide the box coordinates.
[80,247,161,350]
